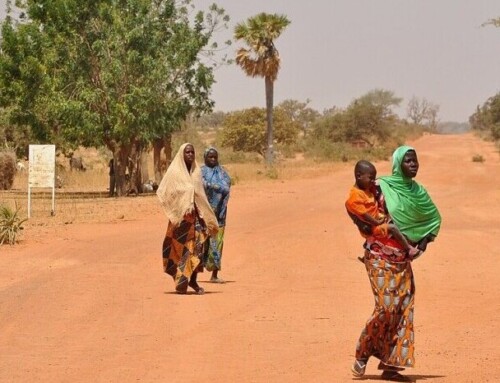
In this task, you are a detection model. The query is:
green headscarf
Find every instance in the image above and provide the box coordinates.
[378,145,441,242]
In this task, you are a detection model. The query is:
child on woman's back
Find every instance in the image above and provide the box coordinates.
[345,160,420,258]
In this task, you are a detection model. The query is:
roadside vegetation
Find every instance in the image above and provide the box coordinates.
[0,203,27,245]
[1,1,497,210]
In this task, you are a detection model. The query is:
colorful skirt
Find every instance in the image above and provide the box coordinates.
[162,212,208,293]
[355,252,416,367]
[204,226,225,271]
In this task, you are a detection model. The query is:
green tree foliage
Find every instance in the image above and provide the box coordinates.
[311,89,400,147]
[355,88,402,119]
[469,93,500,141]
[195,111,227,129]
[473,18,500,142]
[0,0,229,195]
[234,13,290,165]
[276,99,320,137]
[0,107,31,158]
[220,107,299,156]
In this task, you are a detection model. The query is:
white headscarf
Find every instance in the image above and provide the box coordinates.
[157,143,218,235]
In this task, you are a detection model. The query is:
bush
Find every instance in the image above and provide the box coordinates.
[0,203,27,245]
[265,167,279,179]
[0,151,16,190]
[172,126,205,159]
[472,154,485,163]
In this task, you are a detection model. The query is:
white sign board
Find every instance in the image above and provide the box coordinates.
[28,145,56,218]
[29,145,55,187]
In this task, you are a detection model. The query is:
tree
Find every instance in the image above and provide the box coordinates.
[407,96,440,130]
[220,107,299,156]
[0,0,229,195]
[473,17,500,141]
[311,90,399,146]
[407,97,426,125]
[195,110,226,129]
[344,98,391,146]
[356,89,402,119]
[482,17,500,28]
[277,99,320,137]
[469,93,500,141]
[0,107,31,158]
[234,12,290,166]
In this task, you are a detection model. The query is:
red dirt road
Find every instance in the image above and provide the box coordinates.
[1,133,499,382]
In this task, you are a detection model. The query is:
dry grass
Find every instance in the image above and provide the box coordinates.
[224,157,348,185]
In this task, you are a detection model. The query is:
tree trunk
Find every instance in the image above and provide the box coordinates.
[265,76,274,166]
[153,134,172,184]
[140,149,149,184]
[153,138,164,184]
[126,140,145,196]
[114,145,130,197]
[163,134,172,168]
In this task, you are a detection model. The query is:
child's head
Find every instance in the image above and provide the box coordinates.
[354,160,377,190]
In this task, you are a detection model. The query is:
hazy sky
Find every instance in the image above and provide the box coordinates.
[2,1,500,122]
[196,0,500,122]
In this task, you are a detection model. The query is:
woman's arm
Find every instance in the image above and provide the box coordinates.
[417,234,436,252]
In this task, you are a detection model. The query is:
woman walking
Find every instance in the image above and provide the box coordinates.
[201,147,231,283]
[157,143,218,295]
[351,146,441,380]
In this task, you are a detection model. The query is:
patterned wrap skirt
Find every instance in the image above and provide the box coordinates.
[162,212,208,293]
[204,226,225,271]
[355,251,416,367]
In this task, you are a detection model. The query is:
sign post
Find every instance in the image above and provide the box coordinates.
[28,145,56,218]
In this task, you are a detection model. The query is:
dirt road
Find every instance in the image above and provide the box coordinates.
[1,133,499,382]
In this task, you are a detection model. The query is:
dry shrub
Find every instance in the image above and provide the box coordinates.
[0,151,16,190]
[472,154,485,163]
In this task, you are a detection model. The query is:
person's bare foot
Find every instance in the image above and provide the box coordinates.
[188,280,205,295]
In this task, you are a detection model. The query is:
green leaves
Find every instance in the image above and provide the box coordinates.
[234,13,290,81]
[311,89,400,147]
[0,0,230,150]
[469,92,500,141]
[221,107,299,156]
[0,203,28,246]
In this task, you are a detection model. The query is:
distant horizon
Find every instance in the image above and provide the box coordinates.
[196,0,500,123]
[2,0,500,123]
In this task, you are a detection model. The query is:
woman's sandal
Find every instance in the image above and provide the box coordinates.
[351,360,366,377]
[210,277,226,284]
[378,362,405,372]
[380,370,411,381]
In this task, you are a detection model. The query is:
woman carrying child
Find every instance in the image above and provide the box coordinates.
[346,160,421,260]
[351,146,441,380]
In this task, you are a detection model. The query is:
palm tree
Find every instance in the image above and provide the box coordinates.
[234,13,290,166]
